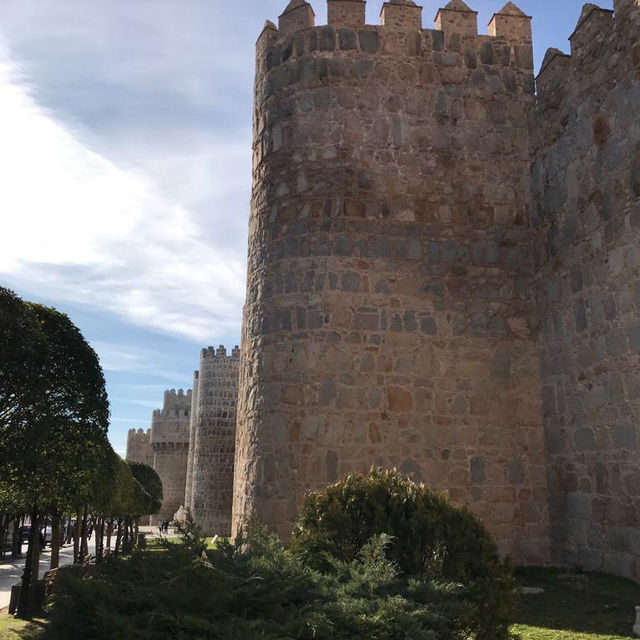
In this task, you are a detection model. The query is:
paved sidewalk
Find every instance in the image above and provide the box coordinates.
[0,527,175,611]
[0,541,96,611]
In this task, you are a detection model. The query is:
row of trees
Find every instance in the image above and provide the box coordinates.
[0,286,162,618]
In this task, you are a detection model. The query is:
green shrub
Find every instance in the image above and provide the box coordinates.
[176,511,207,557]
[290,468,517,640]
[43,522,481,640]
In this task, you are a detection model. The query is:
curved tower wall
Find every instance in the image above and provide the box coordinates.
[184,370,200,510]
[150,388,192,523]
[233,0,551,563]
[190,345,240,535]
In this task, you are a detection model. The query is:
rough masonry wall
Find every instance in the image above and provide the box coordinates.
[125,428,153,467]
[532,0,640,579]
[233,0,551,563]
[150,389,192,523]
[184,370,200,512]
[190,346,240,536]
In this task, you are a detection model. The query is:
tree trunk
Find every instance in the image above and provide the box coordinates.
[114,518,123,555]
[11,516,21,558]
[122,517,128,553]
[105,519,112,555]
[0,513,7,558]
[79,504,89,562]
[16,507,39,620]
[73,512,81,563]
[95,517,103,562]
[49,512,62,570]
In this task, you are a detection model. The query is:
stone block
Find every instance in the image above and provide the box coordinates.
[387,387,413,412]
[612,424,637,448]
[566,492,592,520]
[470,457,486,484]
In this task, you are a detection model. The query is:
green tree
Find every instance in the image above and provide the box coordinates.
[127,461,162,517]
[0,287,46,438]
[0,289,110,618]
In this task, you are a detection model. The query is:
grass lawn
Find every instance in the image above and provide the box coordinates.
[0,615,45,640]
[204,536,228,550]
[513,567,640,640]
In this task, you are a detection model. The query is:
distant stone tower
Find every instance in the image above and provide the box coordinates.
[125,428,153,467]
[150,388,192,523]
[189,346,240,535]
[233,0,551,563]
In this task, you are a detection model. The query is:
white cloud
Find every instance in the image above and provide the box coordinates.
[0,39,247,342]
[92,340,193,383]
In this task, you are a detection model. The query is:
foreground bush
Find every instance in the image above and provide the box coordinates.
[44,524,480,640]
[290,469,517,640]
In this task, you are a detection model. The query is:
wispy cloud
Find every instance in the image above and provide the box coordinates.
[91,340,195,382]
[0,39,247,342]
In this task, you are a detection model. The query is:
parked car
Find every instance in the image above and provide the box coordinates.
[19,525,31,544]
[18,524,53,547]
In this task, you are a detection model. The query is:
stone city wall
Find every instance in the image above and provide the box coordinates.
[150,389,192,523]
[233,0,552,564]
[531,0,640,580]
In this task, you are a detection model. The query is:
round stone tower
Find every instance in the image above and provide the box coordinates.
[126,427,153,467]
[189,345,240,535]
[233,0,552,564]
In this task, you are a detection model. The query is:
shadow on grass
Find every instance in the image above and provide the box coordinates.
[0,615,46,640]
[514,567,640,638]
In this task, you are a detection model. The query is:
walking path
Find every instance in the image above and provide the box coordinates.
[0,526,170,612]
[0,540,97,611]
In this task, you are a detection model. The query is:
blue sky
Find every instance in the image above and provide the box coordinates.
[0,0,611,456]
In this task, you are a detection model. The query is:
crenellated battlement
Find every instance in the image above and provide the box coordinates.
[535,0,639,122]
[127,427,151,438]
[380,0,423,29]
[435,1,478,37]
[201,344,241,360]
[252,0,535,190]
[488,2,531,45]
[151,387,191,446]
[262,0,534,48]
[151,387,192,418]
[279,0,315,36]
[569,4,613,57]
[328,0,366,27]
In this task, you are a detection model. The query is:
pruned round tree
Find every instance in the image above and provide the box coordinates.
[290,468,517,640]
[0,288,110,617]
